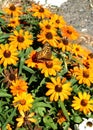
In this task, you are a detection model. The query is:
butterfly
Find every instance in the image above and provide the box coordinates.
[36,43,52,62]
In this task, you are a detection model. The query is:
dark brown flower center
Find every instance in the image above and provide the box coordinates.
[62,38,68,45]
[46,32,53,39]
[3,50,11,58]
[20,99,26,105]
[88,53,93,58]
[83,70,89,78]
[11,21,15,24]
[9,74,16,81]
[76,47,79,51]
[45,61,53,68]
[56,19,60,24]
[17,36,24,42]
[9,4,16,11]
[83,61,90,69]
[45,25,51,29]
[81,99,88,106]
[39,7,44,13]
[55,85,62,92]
[32,52,39,62]
[67,30,72,34]
[86,121,93,127]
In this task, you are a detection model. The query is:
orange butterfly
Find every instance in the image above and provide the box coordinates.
[36,43,52,62]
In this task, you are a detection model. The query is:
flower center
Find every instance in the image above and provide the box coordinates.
[83,61,90,69]
[9,74,16,81]
[76,47,79,51]
[86,121,93,127]
[39,7,44,13]
[46,32,53,39]
[62,38,68,45]
[32,52,39,62]
[88,53,93,58]
[45,25,51,29]
[16,85,21,90]
[3,50,11,58]
[20,99,26,105]
[55,85,62,92]
[81,99,88,106]
[56,19,60,24]
[67,30,72,34]
[83,70,89,78]
[17,36,24,42]
[45,61,53,68]
[11,21,15,24]
[9,4,16,11]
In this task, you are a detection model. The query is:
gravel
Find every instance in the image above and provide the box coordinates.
[58,0,93,35]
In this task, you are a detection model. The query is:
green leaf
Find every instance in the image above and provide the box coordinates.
[58,100,69,121]
[28,74,37,85]
[19,56,25,75]
[0,90,12,97]
[23,65,35,74]
[73,115,82,123]
[62,122,70,130]
[0,34,10,39]
[37,107,46,117]
[33,101,52,109]
[43,116,57,130]
[2,108,16,129]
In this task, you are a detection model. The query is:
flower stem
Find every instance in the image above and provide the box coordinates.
[58,100,69,121]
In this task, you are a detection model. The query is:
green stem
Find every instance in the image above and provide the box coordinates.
[58,100,69,121]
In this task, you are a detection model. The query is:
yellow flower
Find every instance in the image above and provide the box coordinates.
[13,92,33,112]
[73,67,93,87]
[82,58,93,69]
[3,4,22,17]
[16,111,36,128]
[10,79,28,96]
[61,25,79,40]
[40,58,62,77]
[57,110,67,125]
[8,17,20,28]
[72,92,93,115]
[25,50,44,68]
[71,43,84,57]
[9,29,33,50]
[39,19,56,32]
[50,14,66,29]
[46,77,72,101]
[0,44,18,67]
[37,30,60,47]
[57,37,72,52]
[6,124,12,130]
[30,3,51,19]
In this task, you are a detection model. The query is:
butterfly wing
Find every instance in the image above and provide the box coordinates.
[37,43,52,61]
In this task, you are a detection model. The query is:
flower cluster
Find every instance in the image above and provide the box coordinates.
[0,1,93,130]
